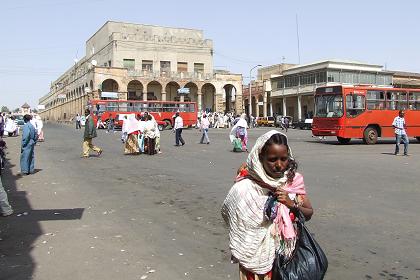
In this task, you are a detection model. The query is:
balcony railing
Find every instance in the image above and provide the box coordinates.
[127,70,213,81]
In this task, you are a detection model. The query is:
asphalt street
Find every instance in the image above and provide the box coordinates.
[1,124,420,280]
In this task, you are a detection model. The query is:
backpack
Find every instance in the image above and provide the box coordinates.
[233,138,243,152]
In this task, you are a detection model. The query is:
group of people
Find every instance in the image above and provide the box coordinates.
[121,112,161,155]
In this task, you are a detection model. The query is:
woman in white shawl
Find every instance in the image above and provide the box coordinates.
[229,113,249,152]
[122,114,140,155]
[34,116,44,142]
[222,130,313,279]
[143,114,157,155]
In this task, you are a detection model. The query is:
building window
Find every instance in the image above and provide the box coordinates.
[285,75,299,88]
[316,71,327,83]
[177,62,188,73]
[327,71,340,82]
[160,61,171,73]
[142,60,153,71]
[194,63,204,74]
[123,59,135,70]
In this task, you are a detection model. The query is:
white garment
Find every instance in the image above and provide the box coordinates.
[221,130,296,274]
[4,119,17,133]
[229,117,248,143]
[144,120,156,139]
[174,116,183,129]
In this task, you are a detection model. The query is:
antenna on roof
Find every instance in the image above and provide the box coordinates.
[296,14,301,64]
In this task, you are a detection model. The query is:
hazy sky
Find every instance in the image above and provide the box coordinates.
[1,0,420,110]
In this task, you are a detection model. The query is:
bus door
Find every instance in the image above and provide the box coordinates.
[345,92,366,137]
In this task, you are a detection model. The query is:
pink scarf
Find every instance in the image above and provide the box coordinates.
[272,173,306,240]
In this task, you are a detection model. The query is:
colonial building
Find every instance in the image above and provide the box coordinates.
[39,21,242,121]
[243,64,296,117]
[269,60,394,120]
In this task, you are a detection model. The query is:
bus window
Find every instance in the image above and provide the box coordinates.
[346,94,365,117]
[367,91,385,110]
[133,103,143,112]
[118,102,128,112]
[178,103,187,112]
[315,94,343,118]
[107,102,118,112]
[386,91,407,110]
[409,92,420,110]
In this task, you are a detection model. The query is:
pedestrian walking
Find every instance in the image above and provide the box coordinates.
[173,112,185,146]
[20,114,38,175]
[0,177,13,217]
[75,113,81,129]
[229,114,248,152]
[144,115,157,155]
[283,117,290,132]
[199,114,210,144]
[392,110,409,156]
[0,113,5,137]
[82,109,102,158]
[106,116,115,133]
[222,130,314,279]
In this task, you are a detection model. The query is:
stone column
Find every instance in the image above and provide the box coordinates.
[180,95,185,102]
[282,97,287,116]
[263,92,268,117]
[143,89,148,101]
[255,96,260,117]
[161,91,167,101]
[197,92,202,112]
[297,94,302,120]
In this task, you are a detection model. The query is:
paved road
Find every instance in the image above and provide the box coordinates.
[1,124,419,280]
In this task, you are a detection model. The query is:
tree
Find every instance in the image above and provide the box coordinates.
[1,106,9,113]
[32,109,38,113]
[13,108,19,113]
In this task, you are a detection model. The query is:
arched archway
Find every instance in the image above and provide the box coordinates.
[127,80,143,100]
[146,81,162,100]
[223,84,237,113]
[102,79,119,92]
[201,83,216,113]
[182,82,198,102]
[165,82,180,101]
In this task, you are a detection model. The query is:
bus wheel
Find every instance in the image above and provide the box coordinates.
[416,137,420,142]
[363,127,378,144]
[164,119,172,129]
[337,137,351,144]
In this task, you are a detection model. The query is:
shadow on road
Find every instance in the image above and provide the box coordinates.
[0,151,84,280]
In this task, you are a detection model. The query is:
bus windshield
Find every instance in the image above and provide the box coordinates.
[315,94,343,118]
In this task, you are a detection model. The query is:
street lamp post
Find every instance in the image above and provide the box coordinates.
[249,64,262,117]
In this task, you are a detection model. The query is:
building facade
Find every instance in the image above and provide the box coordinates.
[269,60,394,121]
[39,21,242,121]
[242,64,296,117]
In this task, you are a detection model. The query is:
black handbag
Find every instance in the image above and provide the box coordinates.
[272,212,328,280]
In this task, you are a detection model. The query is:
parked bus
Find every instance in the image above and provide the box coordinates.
[89,99,197,130]
[312,85,420,144]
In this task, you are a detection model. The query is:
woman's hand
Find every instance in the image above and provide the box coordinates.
[275,189,294,209]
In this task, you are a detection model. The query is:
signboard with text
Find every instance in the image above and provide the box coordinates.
[177,87,190,95]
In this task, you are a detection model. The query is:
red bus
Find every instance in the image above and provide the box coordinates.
[89,99,197,130]
[312,85,420,144]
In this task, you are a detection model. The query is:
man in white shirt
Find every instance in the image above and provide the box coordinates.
[199,114,210,144]
[392,110,409,156]
[173,112,185,146]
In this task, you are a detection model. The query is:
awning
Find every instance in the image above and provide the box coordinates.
[101,92,119,98]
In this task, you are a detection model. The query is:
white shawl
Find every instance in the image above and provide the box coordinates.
[221,130,294,274]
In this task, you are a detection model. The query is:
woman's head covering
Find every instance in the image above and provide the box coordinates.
[246,130,293,187]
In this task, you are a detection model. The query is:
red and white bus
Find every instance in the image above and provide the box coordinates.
[89,99,197,130]
[312,85,420,144]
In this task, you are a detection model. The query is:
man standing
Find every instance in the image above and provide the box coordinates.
[75,113,81,129]
[392,110,409,156]
[173,112,185,146]
[106,116,115,133]
[20,114,37,175]
[82,109,102,158]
